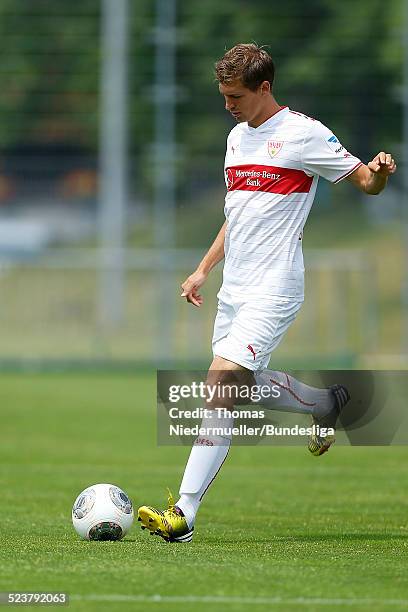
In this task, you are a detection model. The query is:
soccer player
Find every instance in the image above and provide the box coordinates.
[138,44,396,543]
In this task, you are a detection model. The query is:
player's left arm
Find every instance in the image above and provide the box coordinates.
[347,152,396,195]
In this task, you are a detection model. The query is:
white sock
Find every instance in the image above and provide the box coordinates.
[254,370,334,418]
[176,409,234,529]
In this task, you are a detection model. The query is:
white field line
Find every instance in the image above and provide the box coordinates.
[71,594,408,607]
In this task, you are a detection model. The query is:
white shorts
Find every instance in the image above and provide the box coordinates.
[212,293,303,373]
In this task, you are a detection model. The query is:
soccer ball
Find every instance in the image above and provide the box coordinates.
[72,483,134,541]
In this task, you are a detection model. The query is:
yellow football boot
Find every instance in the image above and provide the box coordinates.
[308,384,350,456]
[138,489,194,543]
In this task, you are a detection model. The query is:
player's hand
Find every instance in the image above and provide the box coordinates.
[181,269,208,307]
[367,152,396,177]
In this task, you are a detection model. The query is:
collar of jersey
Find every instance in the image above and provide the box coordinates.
[245,106,289,133]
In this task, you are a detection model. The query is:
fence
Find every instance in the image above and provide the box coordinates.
[0,248,379,368]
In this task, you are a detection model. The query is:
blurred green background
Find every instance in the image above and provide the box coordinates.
[0,0,404,368]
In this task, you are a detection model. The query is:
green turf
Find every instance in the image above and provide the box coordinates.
[1,373,408,611]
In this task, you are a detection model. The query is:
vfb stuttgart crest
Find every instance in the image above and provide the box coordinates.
[268,140,284,158]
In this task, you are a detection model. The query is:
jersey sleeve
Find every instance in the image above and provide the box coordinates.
[301,121,362,183]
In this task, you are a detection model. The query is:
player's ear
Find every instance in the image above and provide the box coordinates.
[260,80,271,95]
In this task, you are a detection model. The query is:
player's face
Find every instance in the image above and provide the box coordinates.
[219,79,270,125]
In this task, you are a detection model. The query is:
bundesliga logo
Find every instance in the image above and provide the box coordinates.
[226,168,234,190]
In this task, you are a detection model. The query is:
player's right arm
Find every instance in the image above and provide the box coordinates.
[181,221,227,307]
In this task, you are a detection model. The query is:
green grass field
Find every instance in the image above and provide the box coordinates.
[1,373,408,611]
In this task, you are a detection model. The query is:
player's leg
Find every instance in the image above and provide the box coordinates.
[172,298,256,533]
[218,298,349,454]
[254,370,341,418]
[175,356,253,533]
[138,355,248,542]
[254,370,350,455]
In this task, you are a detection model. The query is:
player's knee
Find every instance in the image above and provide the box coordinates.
[205,362,252,410]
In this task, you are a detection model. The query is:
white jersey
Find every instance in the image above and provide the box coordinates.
[221,106,362,300]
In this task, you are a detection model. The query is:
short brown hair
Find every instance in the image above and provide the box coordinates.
[215,44,275,91]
